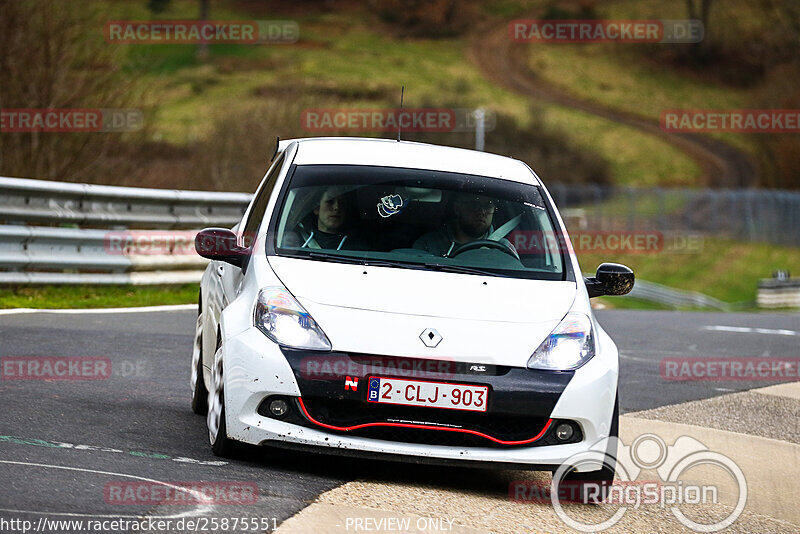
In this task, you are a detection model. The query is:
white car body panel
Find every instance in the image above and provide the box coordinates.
[286,137,541,185]
[268,256,576,366]
[195,137,620,470]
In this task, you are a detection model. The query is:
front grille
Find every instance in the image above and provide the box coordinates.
[296,397,581,448]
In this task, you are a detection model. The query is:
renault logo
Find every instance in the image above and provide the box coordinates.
[419,328,442,348]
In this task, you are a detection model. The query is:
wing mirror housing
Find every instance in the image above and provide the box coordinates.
[585,263,635,298]
[195,228,248,268]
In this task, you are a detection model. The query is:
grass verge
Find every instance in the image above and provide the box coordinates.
[2,238,797,311]
[106,0,699,188]
[0,284,199,309]
[578,238,800,305]
[521,0,766,155]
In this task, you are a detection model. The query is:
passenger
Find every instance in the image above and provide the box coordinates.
[413,193,517,257]
[295,186,367,250]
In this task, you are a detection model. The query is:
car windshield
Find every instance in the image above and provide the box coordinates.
[271,164,567,280]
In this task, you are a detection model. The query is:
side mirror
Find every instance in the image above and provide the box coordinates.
[585,263,634,298]
[195,228,248,268]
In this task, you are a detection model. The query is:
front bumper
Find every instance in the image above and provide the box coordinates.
[221,326,618,469]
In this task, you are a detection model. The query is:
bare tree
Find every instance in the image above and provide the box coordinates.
[685,0,714,60]
[686,0,713,29]
[146,0,211,61]
[197,0,210,60]
[0,0,143,181]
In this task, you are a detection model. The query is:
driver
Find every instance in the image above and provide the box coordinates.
[413,193,517,257]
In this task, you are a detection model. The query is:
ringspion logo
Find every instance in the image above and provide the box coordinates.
[544,434,747,532]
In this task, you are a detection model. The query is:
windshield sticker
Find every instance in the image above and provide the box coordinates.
[377,194,405,218]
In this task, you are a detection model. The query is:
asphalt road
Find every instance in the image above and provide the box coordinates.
[0,308,797,533]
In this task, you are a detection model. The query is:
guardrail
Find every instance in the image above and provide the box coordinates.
[552,184,800,247]
[757,277,800,309]
[0,225,208,285]
[0,176,251,229]
[0,270,205,285]
[0,175,245,285]
[625,278,731,311]
[0,176,754,306]
[582,272,731,310]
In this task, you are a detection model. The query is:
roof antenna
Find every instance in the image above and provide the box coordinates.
[397,85,404,142]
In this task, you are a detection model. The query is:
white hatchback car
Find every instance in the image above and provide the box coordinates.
[191,137,633,487]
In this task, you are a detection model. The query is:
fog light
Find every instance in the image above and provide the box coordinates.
[269,399,288,417]
[555,423,574,441]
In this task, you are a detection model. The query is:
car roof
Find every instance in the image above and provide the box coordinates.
[277,137,541,185]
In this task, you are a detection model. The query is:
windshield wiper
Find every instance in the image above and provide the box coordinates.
[306,252,417,269]
[303,252,504,276]
[307,252,378,265]
[423,262,508,277]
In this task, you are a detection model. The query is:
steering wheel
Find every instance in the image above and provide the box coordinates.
[448,239,519,259]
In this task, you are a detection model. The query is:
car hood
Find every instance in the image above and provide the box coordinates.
[268,256,576,366]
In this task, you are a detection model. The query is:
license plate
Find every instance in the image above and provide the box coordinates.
[367,376,488,412]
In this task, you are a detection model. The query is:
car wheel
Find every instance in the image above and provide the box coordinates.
[556,392,619,503]
[190,298,208,415]
[207,333,237,457]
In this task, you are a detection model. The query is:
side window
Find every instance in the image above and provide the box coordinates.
[240,153,285,248]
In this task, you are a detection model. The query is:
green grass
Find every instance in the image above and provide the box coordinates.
[4,238,797,310]
[578,238,800,304]
[132,14,531,143]
[526,45,747,123]
[595,296,675,311]
[0,284,199,309]
[522,0,758,154]
[99,0,702,187]
[539,107,700,186]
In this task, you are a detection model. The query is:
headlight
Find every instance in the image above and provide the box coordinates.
[527,312,595,370]
[254,287,331,351]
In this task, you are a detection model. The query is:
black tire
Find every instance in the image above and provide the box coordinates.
[191,341,209,415]
[556,392,619,503]
[191,295,209,415]
[210,403,237,457]
[208,329,238,458]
